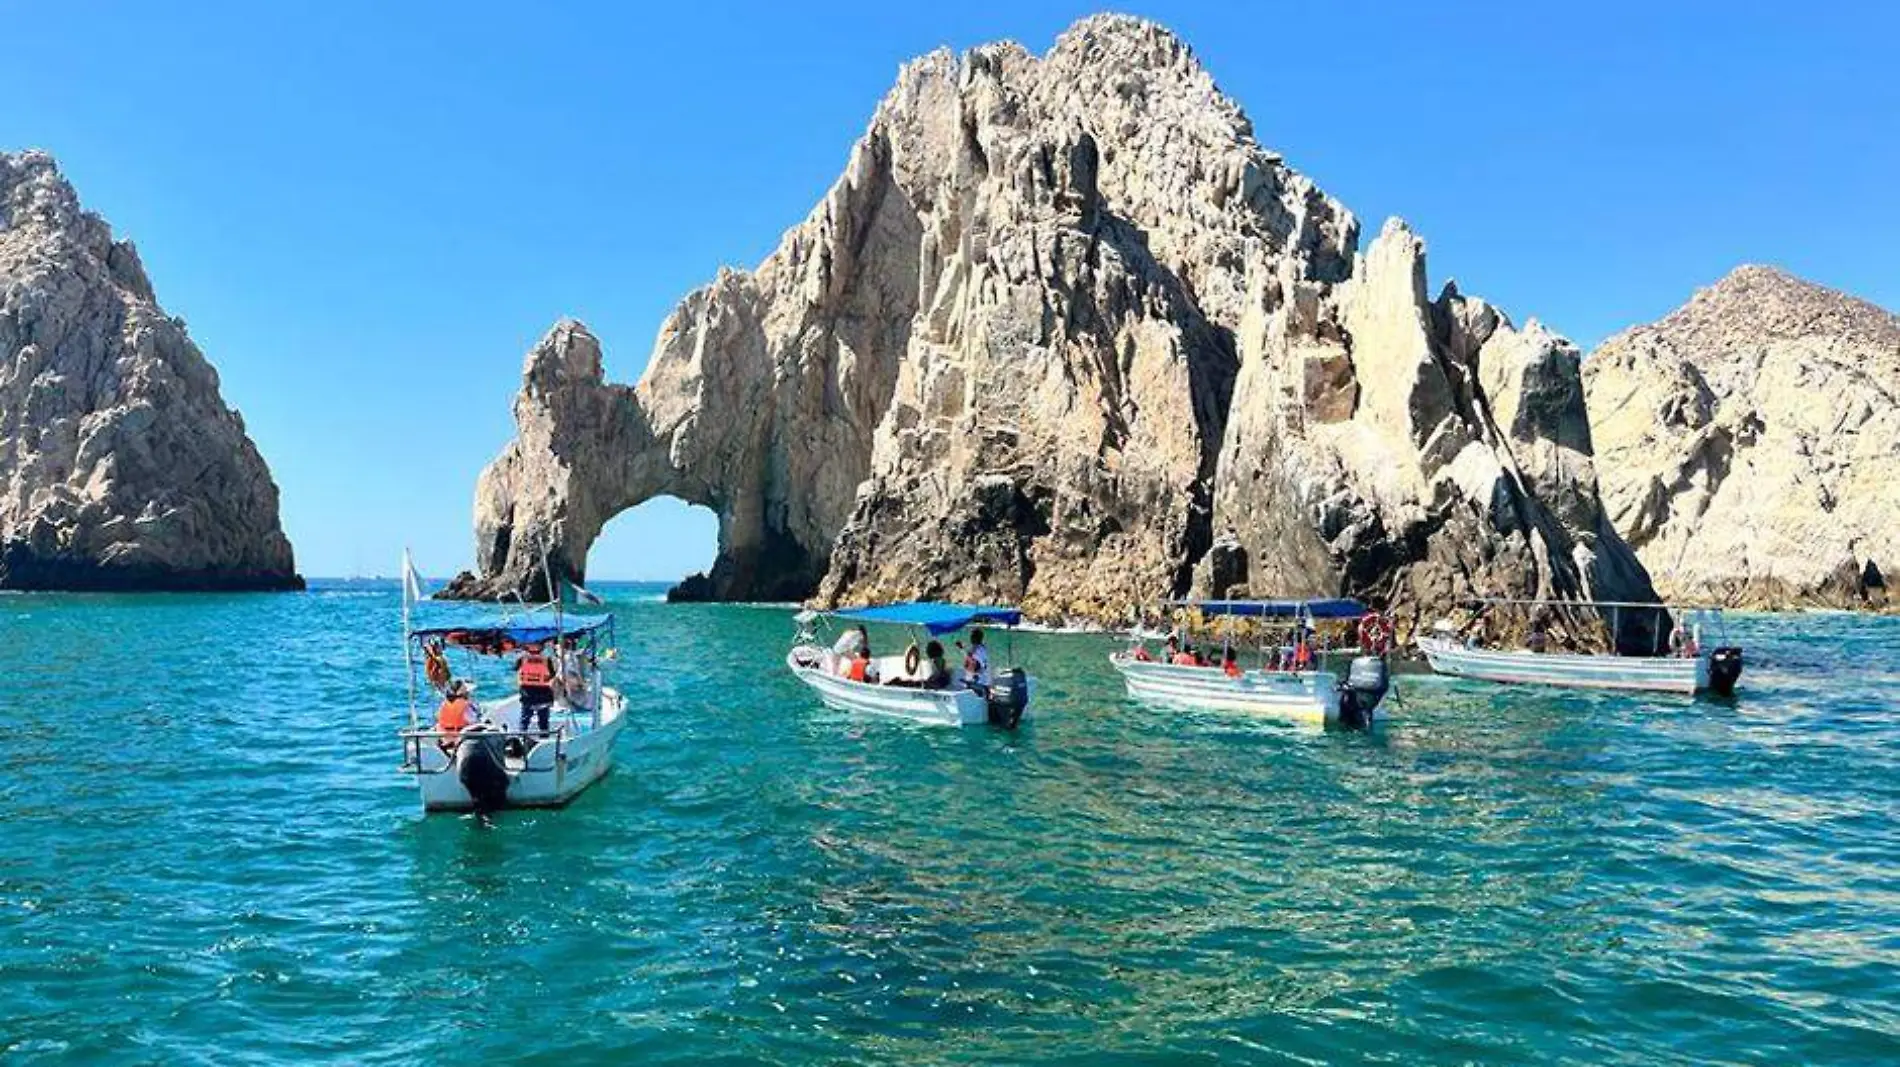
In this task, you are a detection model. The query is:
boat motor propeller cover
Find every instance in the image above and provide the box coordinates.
[987,668,1029,729]
[456,724,512,811]
[1707,646,1744,696]
[1337,655,1391,729]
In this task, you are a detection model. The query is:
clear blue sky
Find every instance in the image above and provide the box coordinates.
[5,1,1895,580]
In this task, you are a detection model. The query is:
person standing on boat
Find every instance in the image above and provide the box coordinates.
[515,642,556,734]
[961,628,993,689]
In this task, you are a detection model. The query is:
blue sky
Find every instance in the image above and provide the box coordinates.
[5,1,1895,580]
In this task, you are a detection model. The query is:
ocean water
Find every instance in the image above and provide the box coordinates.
[1,582,1895,1065]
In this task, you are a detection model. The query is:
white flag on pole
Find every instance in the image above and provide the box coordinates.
[402,549,425,605]
[571,581,604,606]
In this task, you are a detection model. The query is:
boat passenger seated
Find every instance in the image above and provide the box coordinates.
[1526,621,1549,654]
[1131,643,1153,662]
[1290,637,1314,671]
[1221,648,1243,678]
[1170,636,1198,667]
[435,681,474,752]
[887,640,953,690]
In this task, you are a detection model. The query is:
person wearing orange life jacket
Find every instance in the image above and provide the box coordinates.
[1221,647,1244,678]
[435,680,475,752]
[1290,633,1314,671]
[514,642,556,734]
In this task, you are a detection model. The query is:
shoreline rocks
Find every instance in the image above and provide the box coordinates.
[1,151,301,593]
[451,15,1659,630]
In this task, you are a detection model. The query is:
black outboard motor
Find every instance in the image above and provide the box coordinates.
[1707,646,1744,696]
[986,668,1029,729]
[1336,655,1391,730]
[456,724,512,812]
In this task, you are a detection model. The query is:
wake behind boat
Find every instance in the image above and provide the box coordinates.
[1417,598,1744,696]
[1110,598,1394,727]
[787,602,1034,727]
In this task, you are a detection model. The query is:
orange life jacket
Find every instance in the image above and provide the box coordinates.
[517,655,553,688]
[1292,643,1313,670]
[436,697,471,736]
[1223,660,1243,678]
[1133,647,1153,662]
[847,655,869,682]
[1172,652,1198,666]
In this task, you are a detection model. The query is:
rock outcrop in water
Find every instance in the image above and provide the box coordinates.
[451,15,1656,627]
[0,151,300,591]
[1585,266,1898,609]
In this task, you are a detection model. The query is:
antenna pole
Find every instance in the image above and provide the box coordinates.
[402,547,418,731]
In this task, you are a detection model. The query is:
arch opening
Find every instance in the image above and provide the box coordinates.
[584,496,718,597]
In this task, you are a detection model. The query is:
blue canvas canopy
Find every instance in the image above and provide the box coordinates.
[410,613,614,650]
[833,602,1023,636]
[1166,598,1369,620]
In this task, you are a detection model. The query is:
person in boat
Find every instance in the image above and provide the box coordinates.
[960,627,993,688]
[559,652,593,712]
[888,640,953,690]
[1221,647,1243,678]
[1526,617,1550,654]
[1289,632,1314,671]
[435,680,474,752]
[514,642,556,735]
[1170,635,1198,667]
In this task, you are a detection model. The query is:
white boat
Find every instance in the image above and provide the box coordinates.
[1110,598,1394,727]
[394,550,626,812]
[787,603,1036,727]
[1416,599,1743,695]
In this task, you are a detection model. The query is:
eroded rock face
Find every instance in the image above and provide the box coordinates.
[456,15,1655,627]
[1585,266,1899,609]
[0,151,299,591]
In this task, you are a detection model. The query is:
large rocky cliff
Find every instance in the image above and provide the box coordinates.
[451,15,1655,627]
[0,151,300,591]
[1585,266,1898,609]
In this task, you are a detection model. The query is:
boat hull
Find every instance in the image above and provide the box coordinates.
[1109,654,1364,725]
[409,688,626,812]
[1417,637,1709,694]
[786,649,1033,727]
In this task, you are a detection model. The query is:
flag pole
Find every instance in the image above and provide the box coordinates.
[401,547,419,731]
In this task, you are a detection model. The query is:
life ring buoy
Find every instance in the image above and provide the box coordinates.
[1358,612,1393,654]
[904,644,922,676]
[423,643,452,690]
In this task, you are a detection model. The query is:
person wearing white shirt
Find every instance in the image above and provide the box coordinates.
[961,627,993,688]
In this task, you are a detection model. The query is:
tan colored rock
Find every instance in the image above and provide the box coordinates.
[452,15,1657,632]
[1585,266,1899,609]
[0,151,299,591]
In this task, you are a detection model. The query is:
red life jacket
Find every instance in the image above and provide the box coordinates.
[518,655,553,688]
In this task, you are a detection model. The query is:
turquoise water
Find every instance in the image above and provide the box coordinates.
[2,583,1895,1064]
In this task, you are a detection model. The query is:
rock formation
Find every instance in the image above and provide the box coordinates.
[452,15,1656,631]
[0,151,300,591]
[1585,266,1898,609]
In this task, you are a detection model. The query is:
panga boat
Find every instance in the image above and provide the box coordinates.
[1109,598,1394,727]
[787,602,1035,728]
[1416,598,1743,696]
[398,612,626,814]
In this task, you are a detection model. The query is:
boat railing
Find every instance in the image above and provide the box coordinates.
[397,727,571,775]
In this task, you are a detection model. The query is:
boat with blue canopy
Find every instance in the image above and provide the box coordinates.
[1110,597,1394,727]
[787,602,1035,727]
[396,552,626,813]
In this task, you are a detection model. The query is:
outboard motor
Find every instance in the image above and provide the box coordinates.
[456,724,512,812]
[1337,655,1391,730]
[986,668,1029,729]
[1707,646,1744,696]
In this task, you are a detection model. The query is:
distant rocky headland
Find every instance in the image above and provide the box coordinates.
[445,14,1660,630]
[0,151,300,592]
[1586,266,1896,611]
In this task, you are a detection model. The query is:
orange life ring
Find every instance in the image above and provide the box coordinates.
[1358,612,1393,654]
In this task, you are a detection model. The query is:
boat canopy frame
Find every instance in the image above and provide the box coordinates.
[1452,597,1729,655]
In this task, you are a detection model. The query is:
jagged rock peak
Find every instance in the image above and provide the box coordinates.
[1585,266,1898,609]
[0,150,300,591]
[453,15,1656,635]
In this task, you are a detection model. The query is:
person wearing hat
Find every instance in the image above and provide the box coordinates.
[435,680,475,752]
[514,642,556,735]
